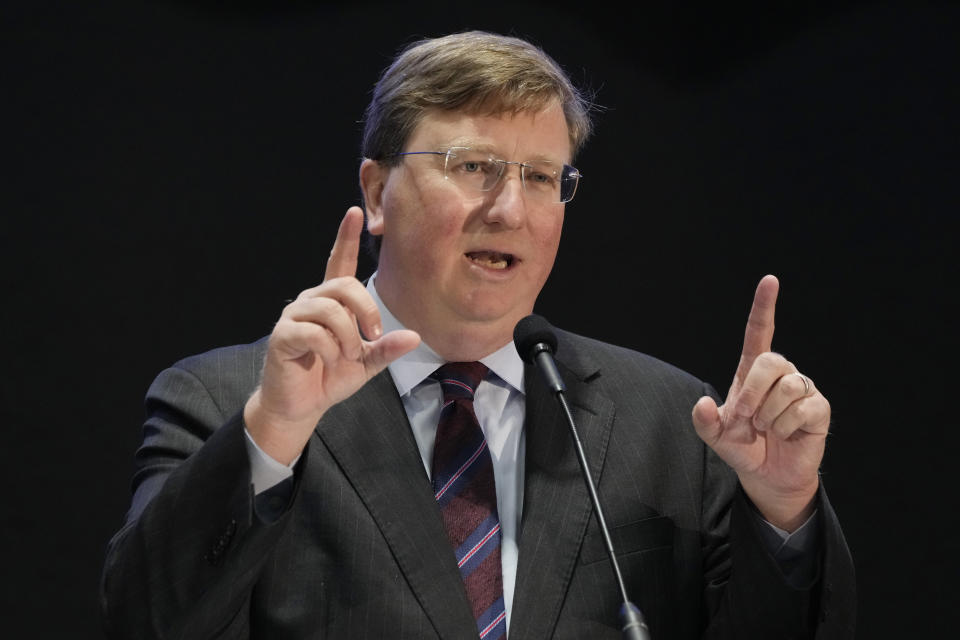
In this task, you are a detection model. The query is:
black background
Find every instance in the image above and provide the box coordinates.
[3,1,957,636]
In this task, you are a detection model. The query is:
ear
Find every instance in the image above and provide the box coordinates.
[359,158,389,236]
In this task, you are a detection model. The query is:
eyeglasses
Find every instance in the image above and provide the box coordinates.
[390,146,581,203]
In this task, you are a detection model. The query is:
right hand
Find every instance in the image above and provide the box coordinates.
[244,206,421,464]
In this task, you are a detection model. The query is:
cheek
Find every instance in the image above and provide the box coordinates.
[384,195,465,270]
[387,172,458,229]
[531,212,564,268]
[410,225,460,273]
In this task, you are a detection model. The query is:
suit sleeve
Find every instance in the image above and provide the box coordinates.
[698,383,857,639]
[100,351,299,639]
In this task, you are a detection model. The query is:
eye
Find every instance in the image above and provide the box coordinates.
[529,172,552,184]
[526,168,557,188]
[455,159,496,175]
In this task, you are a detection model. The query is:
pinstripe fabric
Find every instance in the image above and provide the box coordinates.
[431,362,506,640]
[102,331,855,639]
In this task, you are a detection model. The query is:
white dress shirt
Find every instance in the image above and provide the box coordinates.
[368,274,527,631]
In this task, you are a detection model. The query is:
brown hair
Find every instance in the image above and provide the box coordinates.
[363,31,593,164]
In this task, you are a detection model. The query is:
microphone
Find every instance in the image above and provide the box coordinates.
[514,315,652,640]
[513,315,565,393]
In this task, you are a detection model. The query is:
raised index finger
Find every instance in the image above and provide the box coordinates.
[323,206,365,282]
[734,274,779,385]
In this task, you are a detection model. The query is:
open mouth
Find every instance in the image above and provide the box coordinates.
[466,251,515,270]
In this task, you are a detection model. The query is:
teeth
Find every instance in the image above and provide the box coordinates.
[468,251,511,269]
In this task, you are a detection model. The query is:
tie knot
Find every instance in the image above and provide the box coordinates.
[432,362,489,401]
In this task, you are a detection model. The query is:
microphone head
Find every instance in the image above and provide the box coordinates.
[513,314,558,364]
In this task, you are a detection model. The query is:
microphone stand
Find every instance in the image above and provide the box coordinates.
[529,344,651,640]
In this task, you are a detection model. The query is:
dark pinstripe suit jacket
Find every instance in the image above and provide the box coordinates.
[101,329,855,639]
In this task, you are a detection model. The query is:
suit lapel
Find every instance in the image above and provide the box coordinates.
[509,347,616,640]
[313,370,477,639]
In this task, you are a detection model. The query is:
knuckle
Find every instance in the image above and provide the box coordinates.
[307,323,332,346]
[342,276,365,294]
[789,401,808,425]
[314,295,339,312]
[330,275,361,291]
[305,322,327,340]
[809,395,830,422]
[296,284,322,299]
[758,351,787,368]
[781,374,805,397]
[271,317,293,336]
[754,352,776,369]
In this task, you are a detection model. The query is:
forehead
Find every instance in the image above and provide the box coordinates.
[405,103,572,162]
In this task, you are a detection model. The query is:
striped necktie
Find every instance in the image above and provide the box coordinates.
[431,362,507,640]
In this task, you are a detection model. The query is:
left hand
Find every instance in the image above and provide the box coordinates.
[692,275,830,531]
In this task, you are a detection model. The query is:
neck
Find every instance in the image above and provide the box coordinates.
[375,275,522,362]
[419,322,515,362]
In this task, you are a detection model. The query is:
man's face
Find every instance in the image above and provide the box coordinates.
[364,102,570,355]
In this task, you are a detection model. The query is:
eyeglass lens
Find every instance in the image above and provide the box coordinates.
[443,148,579,203]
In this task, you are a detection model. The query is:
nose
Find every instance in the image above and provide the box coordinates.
[482,165,526,229]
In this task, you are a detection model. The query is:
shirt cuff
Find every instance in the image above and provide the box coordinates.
[754,508,822,588]
[243,428,301,495]
[758,508,820,556]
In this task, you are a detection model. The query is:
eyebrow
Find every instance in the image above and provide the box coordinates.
[440,139,566,165]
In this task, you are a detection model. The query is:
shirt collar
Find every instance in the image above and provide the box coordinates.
[367,272,526,397]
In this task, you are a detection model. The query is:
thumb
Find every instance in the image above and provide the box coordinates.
[692,396,722,446]
[362,329,421,374]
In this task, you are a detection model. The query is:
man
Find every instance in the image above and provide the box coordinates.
[101,31,855,638]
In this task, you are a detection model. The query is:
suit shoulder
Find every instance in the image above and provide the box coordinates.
[147,337,269,415]
[556,328,707,392]
[170,337,269,376]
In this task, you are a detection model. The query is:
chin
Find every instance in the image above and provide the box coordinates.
[456,295,532,325]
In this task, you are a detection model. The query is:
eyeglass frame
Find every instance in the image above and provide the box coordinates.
[386,146,582,204]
